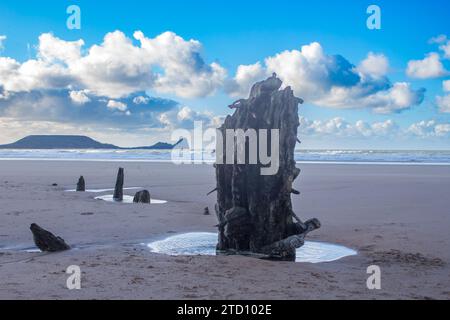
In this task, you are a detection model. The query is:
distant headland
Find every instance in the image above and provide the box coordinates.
[0,135,184,150]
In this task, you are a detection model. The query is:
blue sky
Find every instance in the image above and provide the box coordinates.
[0,0,449,149]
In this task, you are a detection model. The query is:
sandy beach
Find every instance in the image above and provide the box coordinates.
[0,160,449,300]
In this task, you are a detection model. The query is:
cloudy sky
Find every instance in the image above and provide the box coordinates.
[0,0,449,149]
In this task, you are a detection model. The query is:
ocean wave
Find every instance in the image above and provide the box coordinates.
[0,149,449,164]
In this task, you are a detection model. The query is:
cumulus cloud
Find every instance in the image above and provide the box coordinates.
[228,43,424,113]
[0,31,226,99]
[408,120,450,137]
[0,89,178,129]
[107,100,128,112]
[371,119,398,136]
[0,31,228,139]
[368,82,426,114]
[226,62,266,97]
[406,53,447,79]
[0,56,73,92]
[38,33,84,63]
[299,117,450,140]
[134,31,227,98]
[69,90,90,105]
[435,123,450,136]
[428,34,450,59]
[443,80,450,92]
[1,32,445,146]
[436,94,450,113]
[440,41,450,59]
[299,117,398,137]
[357,52,389,78]
[158,106,220,129]
[0,34,429,122]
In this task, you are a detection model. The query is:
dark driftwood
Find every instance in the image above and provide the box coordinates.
[133,190,151,203]
[76,176,85,192]
[259,218,320,259]
[30,223,70,252]
[113,168,124,201]
[214,74,321,261]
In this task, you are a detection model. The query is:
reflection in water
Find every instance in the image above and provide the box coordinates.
[95,194,167,204]
[147,232,357,263]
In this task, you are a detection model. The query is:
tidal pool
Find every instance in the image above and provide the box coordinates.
[65,187,143,193]
[147,232,357,263]
[95,194,167,204]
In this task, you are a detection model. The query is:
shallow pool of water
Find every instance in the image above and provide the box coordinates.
[95,194,167,204]
[146,232,357,263]
[65,187,143,193]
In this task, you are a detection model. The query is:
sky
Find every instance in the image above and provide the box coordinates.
[0,0,449,149]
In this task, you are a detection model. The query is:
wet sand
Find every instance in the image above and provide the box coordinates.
[0,160,449,299]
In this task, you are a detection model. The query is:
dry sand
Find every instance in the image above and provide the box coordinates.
[0,160,449,300]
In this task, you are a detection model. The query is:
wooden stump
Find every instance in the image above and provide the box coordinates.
[133,190,151,204]
[30,223,70,252]
[214,74,320,261]
[76,176,85,192]
[113,168,124,201]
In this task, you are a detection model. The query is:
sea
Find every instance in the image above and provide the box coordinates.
[0,149,449,165]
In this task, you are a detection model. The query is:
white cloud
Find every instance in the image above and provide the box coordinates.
[440,41,450,59]
[370,82,425,114]
[38,33,84,63]
[429,34,447,44]
[311,82,424,114]
[177,106,196,121]
[299,117,397,137]
[299,117,449,139]
[407,120,450,137]
[0,34,427,117]
[0,56,73,92]
[357,52,389,78]
[406,53,447,79]
[436,94,450,113]
[68,31,155,98]
[158,106,219,129]
[107,100,128,112]
[133,31,227,98]
[443,80,450,92]
[0,31,226,100]
[229,43,424,113]
[428,35,450,59]
[408,120,436,136]
[264,42,334,102]
[371,119,397,135]
[69,90,90,105]
[0,89,182,136]
[0,35,6,51]
[226,62,266,97]
[1,33,444,146]
[435,123,450,136]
